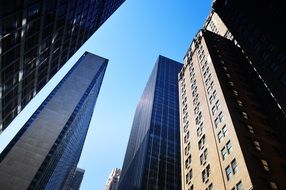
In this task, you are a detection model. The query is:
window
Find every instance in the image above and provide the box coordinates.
[226,159,238,181]
[261,159,269,171]
[185,143,191,156]
[212,105,217,115]
[237,100,243,107]
[184,132,190,144]
[269,181,278,189]
[236,181,243,190]
[254,140,261,151]
[218,111,224,121]
[202,164,210,183]
[233,90,238,96]
[242,112,248,119]
[193,96,199,106]
[183,114,188,123]
[186,169,193,184]
[212,90,217,99]
[194,106,199,115]
[225,165,232,180]
[222,125,228,136]
[184,122,189,133]
[231,159,238,174]
[214,118,219,128]
[192,86,198,97]
[221,147,227,160]
[195,111,202,125]
[207,82,214,94]
[247,125,254,134]
[218,131,223,143]
[212,100,220,115]
[185,154,192,168]
[205,74,212,86]
[226,140,233,153]
[215,100,220,108]
[197,125,203,137]
[190,66,195,74]
[198,135,206,150]
[221,140,232,160]
[206,183,213,190]
[215,112,223,127]
[209,94,215,104]
[200,148,208,165]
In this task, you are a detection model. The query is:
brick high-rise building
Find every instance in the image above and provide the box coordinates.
[118,55,182,190]
[179,30,286,190]
[0,0,124,131]
[0,52,107,189]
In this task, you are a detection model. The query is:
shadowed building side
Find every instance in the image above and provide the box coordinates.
[212,0,286,113]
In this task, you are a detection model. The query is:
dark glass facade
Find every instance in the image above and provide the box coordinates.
[64,167,85,190]
[0,52,107,189]
[118,55,182,190]
[212,0,286,112]
[0,0,124,131]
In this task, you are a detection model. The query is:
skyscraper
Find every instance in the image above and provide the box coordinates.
[179,29,286,190]
[0,0,124,131]
[105,168,121,190]
[0,52,108,189]
[212,0,286,112]
[118,55,182,190]
[65,167,85,190]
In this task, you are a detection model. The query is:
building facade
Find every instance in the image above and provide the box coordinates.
[0,0,124,131]
[105,168,121,190]
[118,55,182,190]
[179,30,286,190]
[0,52,107,189]
[65,167,85,190]
[212,0,286,113]
[204,11,234,42]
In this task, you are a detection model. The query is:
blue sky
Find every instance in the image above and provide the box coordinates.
[0,0,211,189]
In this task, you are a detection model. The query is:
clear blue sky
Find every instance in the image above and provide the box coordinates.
[0,0,211,189]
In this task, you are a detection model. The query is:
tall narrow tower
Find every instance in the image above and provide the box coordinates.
[0,52,107,189]
[118,55,182,190]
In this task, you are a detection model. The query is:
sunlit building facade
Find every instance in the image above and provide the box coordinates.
[0,52,107,189]
[105,168,121,190]
[118,55,182,190]
[179,30,286,190]
[0,0,125,131]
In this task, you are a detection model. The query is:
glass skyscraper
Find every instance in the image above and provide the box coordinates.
[0,52,107,189]
[64,167,85,190]
[118,55,182,190]
[0,0,125,131]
